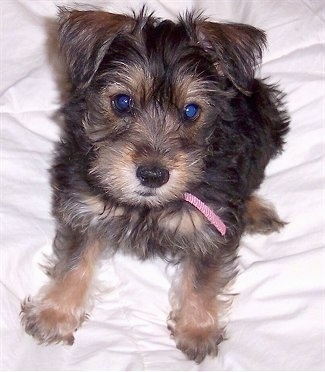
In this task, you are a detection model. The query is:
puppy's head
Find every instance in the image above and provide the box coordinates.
[58,7,265,207]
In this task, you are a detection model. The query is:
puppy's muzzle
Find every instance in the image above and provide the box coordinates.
[136,165,170,188]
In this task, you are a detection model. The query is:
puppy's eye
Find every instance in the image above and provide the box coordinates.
[183,103,200,121]
[112,94,133,114]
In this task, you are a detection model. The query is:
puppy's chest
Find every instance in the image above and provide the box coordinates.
[78,194,206,255]
[109,203,204,238]
[109,205,206,258]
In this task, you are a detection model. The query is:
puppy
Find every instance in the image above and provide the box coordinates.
[21,7,289,363]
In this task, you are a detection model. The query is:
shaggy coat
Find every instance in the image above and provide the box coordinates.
[21,7,289,363]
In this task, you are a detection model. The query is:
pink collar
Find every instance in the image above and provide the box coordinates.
[183,192,226,236]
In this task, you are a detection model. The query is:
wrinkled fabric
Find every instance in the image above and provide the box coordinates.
[1,0,324,370]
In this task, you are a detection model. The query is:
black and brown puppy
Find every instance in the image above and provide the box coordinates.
[21,7,289,363]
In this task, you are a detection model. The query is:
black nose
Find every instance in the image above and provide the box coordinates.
[136,165,170,188]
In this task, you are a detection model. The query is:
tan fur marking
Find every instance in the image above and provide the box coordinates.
[46,241,99,307]
[245,194,285,234]
[160,207,204,234]
[21,241,101,344]
[168,260,223,362]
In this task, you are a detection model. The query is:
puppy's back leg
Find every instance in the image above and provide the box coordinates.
[21,227,102,345]
[244,194,286,235]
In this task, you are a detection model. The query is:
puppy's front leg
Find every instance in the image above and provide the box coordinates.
[168,258,224,363]
[21,231,101,345]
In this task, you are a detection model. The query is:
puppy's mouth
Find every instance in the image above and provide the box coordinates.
[133,187,178,208]
[136,190,156,197]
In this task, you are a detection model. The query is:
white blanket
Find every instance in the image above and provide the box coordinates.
[1,0,324,370]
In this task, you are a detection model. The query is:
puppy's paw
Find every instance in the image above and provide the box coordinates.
[21,296,86,345]
[167,311,223,363]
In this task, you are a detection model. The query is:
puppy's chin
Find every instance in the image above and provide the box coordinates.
[112,185,182,208]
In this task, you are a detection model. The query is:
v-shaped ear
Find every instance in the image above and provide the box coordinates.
[193,18,266,95]
[57,7,136,90]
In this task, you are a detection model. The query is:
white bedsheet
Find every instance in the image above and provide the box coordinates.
[1,0,324,370]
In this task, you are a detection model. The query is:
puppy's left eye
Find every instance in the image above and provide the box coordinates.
[112,94,133,114]
[183,103,200,121]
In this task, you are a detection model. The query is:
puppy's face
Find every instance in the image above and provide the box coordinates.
[58,8,265,207]
[86,36,218,207]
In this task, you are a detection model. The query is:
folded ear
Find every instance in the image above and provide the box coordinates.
[194,19,266,94]
[57,8,136,89]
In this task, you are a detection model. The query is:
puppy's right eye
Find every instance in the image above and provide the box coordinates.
[112,94,133,114]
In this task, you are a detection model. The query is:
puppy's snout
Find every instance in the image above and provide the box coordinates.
[136,165,170,188]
